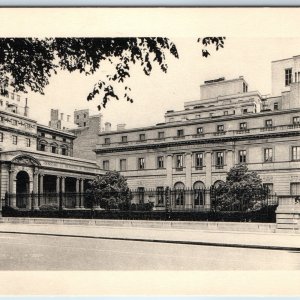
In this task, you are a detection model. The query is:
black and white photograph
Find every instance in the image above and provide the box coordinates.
[0,6,300,296]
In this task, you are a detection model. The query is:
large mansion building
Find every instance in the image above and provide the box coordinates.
[94,55,300,202]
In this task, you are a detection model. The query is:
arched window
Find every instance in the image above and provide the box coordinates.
[174,182,185,206]
[50,142,58,154]
[39,140,48,152]
[193,181,205,206]
[61,144,68,156]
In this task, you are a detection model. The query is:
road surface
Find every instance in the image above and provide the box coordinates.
[0,232,300,270]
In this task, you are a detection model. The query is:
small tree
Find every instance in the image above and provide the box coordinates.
[213,164,268,211]
[86,171,132,210]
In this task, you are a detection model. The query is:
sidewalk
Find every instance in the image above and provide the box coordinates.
[0,220,300,251]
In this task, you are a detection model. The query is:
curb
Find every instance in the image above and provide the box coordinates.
[1,230,299,252]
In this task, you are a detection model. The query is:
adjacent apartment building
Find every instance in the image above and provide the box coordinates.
[94,55,300,206]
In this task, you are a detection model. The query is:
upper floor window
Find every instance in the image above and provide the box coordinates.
[103,160,110,170]
[40,144,46,151]
[274,102,279,110]
[158,131,164,139]
[265,119,273,127]
[25,138,30,147]
[157,156,164,169]
[61,148,67,156]
[239,150,247,163]
[285,68,293,86]
[83,114,86,118]
[104,137,110,145]
[138,157,145,170]
[240,122,247,130]
[77,115,79,119]
[51,146,57,154]
[83,122,86,127]
[139,133,146,141]
[63,138,67,142]
[216,151,224,167]
[217,124,224,132]
[243,82,248,93]
[121,135,127,143]
[224,111,228,116]
[176,154,184,169]
[264,148,273,162]
[195,152,204,168]
[11,119,17,126]
[12,135,17,145]
[16,95,20,101]
[0,132,3,142]
[52,135,56,140]
[196,127,203,134]
[177,129,184,137]
[120,159,127,171]
[40,132,45,137]
[292,146,300,161]
[293,116,300,125]
[243,108,248,114]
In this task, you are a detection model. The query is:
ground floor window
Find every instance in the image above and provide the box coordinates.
[156,187,164,205]
[137,187,145,203]
[263,183,274,194]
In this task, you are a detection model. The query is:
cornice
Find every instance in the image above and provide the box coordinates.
[0,124,37,138]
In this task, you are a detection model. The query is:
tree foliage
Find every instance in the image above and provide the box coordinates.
[213,164,268,211]
[86,170,132,209]
[0,37,225,109]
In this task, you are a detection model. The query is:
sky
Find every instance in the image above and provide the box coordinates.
[26,37,300,130]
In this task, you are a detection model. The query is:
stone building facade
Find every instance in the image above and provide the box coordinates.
[0,90,103,210]
[94,55,300,206]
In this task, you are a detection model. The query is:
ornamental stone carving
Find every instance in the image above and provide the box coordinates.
[12,155,40,166]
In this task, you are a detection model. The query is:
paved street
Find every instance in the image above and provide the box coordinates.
[1,233,300,270]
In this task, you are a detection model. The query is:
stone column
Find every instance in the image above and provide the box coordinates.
[185,152,193,209]
[56,176,61,205]
[166,154,173,188]
[39,174,44,206]
[32,168,39,209]
[61,176,66,209]
[9,166,16,208]
[80,179,85,208]
[75,178,80,208]
[226,149,234,170]
[205,151,212,210]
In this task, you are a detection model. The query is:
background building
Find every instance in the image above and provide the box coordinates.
[94,55,300,207]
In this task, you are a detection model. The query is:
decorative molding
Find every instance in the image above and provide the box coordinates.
[12,155,41,166]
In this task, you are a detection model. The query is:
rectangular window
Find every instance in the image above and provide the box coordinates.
[243,108,248,114]
[291,183,300,195]
[25,138,30,147]
[156,186,164,205]
[239,150,247,163]
[239,122,247,130]
[274,102,279,110]
[195,152,204,168]
[137,187,145,204]
[120,159,127,171]
[293,116,300,125]
[12,135,17,145]
[104,138,110,145]
[292,146,300,161]
[139,133,146,141]
[216,152,224,168]
[196,127,203,134]
[263,183,274,194]
[176,154,184,169]
[121,136,127,143]
[285,68,293,86]
[157,156,164,169]
[265,119,273,127]
[264,148,273,162]
[40,144,45,151]
[177,129,184,137]
[40,132,45,137]
[61,148,67,156]
[217,124,224,132]
[103,160,110,170]
[138,157,145,170]
[51,146,57,154]
[17,95,20,101]
[0,132,3,142]
[158,131,164,139]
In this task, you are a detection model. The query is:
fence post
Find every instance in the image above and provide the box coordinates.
[165,187,171,219]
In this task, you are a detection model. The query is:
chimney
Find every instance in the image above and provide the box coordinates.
[105,122,111,132]
[60,112,64,120]
[67,115,71,122]
[24,97,29,117]
[117,123,126,131]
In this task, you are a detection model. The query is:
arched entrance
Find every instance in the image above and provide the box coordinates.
[193,181,205,206]
[173,182,185,206]
[16,171,30,208]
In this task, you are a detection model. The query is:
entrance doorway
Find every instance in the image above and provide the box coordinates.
[16,171,30,208]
